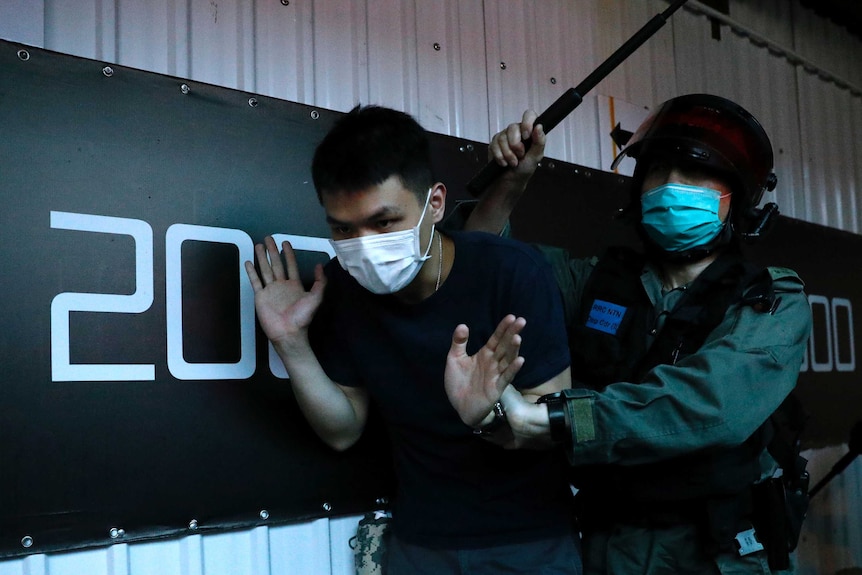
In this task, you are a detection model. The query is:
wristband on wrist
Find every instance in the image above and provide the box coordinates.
[537,392,571,445]
[473,401,507,436]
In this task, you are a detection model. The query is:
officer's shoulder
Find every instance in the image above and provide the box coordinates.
[751,266,805,293]
[765,266,805,292]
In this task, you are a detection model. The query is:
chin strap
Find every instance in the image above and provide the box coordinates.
[740,203,780,242]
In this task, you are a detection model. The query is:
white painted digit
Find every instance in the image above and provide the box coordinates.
[50,211,155,381]
[831,298,855,372]
[166,224,256,380]
[808,295,833,372]
[267,234,335,379]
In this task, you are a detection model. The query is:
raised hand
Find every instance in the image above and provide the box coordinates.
[444,315,526,427]
[244,236,326,349]
[488,109,546,181]
[465,110,547,235]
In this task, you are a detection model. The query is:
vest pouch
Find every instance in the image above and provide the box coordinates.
[569,324,634,386]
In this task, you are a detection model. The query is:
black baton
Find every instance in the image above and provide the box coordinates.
[467,0,691,196]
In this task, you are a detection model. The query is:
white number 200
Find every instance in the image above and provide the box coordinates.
[50,211,334,382]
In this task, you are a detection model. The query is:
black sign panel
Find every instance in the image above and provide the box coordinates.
[0,40,403,557]
[1,39,859,558]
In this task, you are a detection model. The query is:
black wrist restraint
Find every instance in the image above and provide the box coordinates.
[473,401,507,436]
[538,392,571,446]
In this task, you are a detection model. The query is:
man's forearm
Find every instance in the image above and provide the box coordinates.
[273,338,367,451]
[499,385,555,449]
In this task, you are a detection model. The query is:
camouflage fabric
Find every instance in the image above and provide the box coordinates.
[350,511,391,575]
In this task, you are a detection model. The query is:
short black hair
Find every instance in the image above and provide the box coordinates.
[311,105,433,204]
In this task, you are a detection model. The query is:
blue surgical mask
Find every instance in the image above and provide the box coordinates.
[640,183,728,252]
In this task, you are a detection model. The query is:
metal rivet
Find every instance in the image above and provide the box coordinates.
[500,62,507,70]
[546,161,555,169]
[259,510,270,520]
[21,536,33,548]
[181,83,190,95]
[189,519,198,530]
[550,77,557,84]
[102,66,114,77]
[109,527,122,539]
[322,502,332,512]
[281,0,289,5]
[17,50,30,61]
[433,43,441,51]
[310,110,320,120]
[248,97,258,108]
[375,497,389,505]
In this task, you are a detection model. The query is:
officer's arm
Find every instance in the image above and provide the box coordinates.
[465,111,546,235]
[504,272,812,461]
[561,272,812,466]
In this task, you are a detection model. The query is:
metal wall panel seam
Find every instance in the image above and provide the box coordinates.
[557,0,603,169]
[267,519,332,575]
[311,0,367,112]
[251,0,313,103]
[0,0,45,46]
[414,0,458,136]
[106,543,130,575]
[239,0,257,92]
[828,89,851,232]
[0,553,45,575]
[46,547,112,575]
[327,516,360,575]
[849,100,862,233]
[94,0,117,62]
[168,0,191,79]
[249,527,272,575]
[761,53,806,222]
[179,533,204,575]
[44,0,97,58]
[364,0,414,115]
[447,0,489,142]
[685,0,861,96]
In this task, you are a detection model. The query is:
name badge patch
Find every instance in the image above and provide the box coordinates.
[586,299,627,335]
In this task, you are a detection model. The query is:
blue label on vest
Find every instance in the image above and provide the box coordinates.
[586,299,627,335]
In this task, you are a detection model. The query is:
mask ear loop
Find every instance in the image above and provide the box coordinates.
[415,188,435,261]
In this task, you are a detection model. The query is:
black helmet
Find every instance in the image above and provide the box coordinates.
[612,93,778,215]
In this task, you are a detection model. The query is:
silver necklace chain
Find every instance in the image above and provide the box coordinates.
[435,231,443,292]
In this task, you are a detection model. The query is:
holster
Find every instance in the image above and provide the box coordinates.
[751,468,809,571]
[752,478,790,570]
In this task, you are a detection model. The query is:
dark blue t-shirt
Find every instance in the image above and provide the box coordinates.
[310,230,572,549]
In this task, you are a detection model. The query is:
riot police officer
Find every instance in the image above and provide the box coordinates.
[445,94,812,574]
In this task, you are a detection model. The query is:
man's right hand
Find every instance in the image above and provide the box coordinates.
[244,236,326,350]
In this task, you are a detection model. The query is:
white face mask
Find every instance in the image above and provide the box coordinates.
[329,189,435,294]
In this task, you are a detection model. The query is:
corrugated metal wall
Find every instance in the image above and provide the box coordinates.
[2,0,861,228]
[1,0,861,573]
